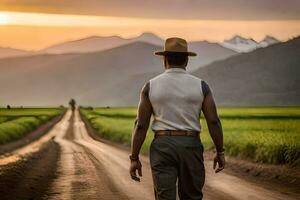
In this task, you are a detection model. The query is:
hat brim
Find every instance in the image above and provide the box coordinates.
[154,51,197,56]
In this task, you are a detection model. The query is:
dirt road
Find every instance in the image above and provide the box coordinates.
[1,110,299,200]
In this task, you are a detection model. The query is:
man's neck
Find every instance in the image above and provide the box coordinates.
[165,66,186,70]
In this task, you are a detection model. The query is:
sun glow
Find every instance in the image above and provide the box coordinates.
[0,13,9,25]
[0,11,299,50]
[0,11,183,27]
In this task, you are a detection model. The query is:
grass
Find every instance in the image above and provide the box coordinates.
[80,107,300,167]
[0,108,63,117]
[0,117,9,123]
[0,108,64,144]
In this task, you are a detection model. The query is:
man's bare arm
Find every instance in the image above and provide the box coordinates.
[129,82,153,181]
[201,81,225,173]
[131,82,153,158]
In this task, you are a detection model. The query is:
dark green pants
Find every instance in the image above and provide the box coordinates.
[150,136,205,200]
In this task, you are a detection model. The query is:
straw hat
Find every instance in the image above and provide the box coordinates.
[155,37,197,56]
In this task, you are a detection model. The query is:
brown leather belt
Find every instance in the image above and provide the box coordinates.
[154,130,199,137]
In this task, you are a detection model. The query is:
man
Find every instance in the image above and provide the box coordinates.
[69,98,76,112]
[130,37,225,200]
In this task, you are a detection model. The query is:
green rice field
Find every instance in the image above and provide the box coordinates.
[80,107,300,167]
[0,108,65,144]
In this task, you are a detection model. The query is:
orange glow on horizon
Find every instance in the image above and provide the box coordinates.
[0,11,299,50]
[0,13,9,25]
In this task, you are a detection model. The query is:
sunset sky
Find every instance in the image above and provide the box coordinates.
[0,0,299,50]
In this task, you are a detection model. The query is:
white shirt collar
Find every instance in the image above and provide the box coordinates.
[165,68,187,73]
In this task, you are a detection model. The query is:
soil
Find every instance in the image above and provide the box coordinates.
[0,140,60,200]
[207,152,300,195]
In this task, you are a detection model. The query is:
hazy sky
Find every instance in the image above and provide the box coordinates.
[1,0,300,20]
[0,0,299,50]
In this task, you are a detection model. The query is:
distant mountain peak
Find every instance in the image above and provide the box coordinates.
[225,35,258,45]
[135,32,164,45]
[263,35,280,41]
[138,32,159,37]
[222,35,281,53]
[232,35,247,40]
[259,35,280,47]
[222,35,258,52]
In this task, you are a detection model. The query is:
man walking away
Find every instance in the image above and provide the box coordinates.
[69,98,76,112]
[129,37,225,200]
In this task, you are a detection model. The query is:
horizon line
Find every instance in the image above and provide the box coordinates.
[0,32,292,52]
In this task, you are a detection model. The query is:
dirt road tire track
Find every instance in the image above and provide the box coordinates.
[48,111,129,200]
[0,140,60,200]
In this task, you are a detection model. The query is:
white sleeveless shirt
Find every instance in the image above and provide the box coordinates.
[149,68,204,132]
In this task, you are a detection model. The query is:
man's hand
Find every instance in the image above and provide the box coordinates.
[130,160,142,182]
[213,153,225,173]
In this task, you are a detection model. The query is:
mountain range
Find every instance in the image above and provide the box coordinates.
[193,36,299,105]
[221,35,281,52]
[37,33,281,55]
[40,32,164,54]
[0,36,298,106]
[0,32,239,71]
[95,36,299,106]
[41,32,238,70]
[0,33,281,58]
[0,42,162,106]
[0,33,281,71]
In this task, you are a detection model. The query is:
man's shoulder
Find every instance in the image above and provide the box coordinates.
[141,73,164,95]
[186,73,202,82]
[149,73,166,83]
